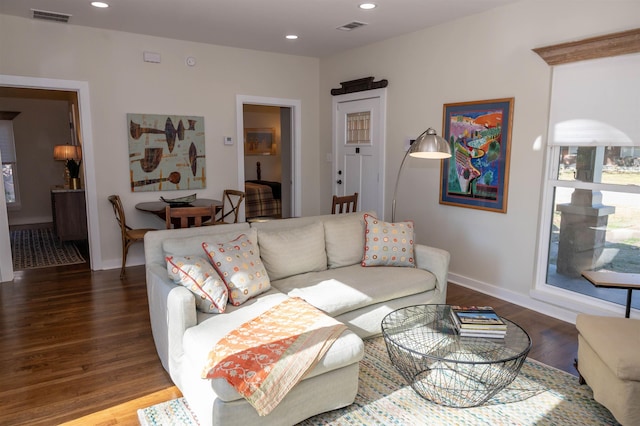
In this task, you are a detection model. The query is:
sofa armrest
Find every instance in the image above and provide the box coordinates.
[414,244,450,295]
[146,263,197,384]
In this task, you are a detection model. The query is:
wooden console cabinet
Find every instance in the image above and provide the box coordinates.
[51,188,88,241]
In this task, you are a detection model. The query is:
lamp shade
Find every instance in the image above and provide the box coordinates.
[53,144,82,161]
[409,128,452,159]
[391,128,451,222]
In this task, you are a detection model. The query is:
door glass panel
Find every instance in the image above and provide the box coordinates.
[346,111,370,145]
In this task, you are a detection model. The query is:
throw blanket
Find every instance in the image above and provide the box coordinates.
[201,297,347,416]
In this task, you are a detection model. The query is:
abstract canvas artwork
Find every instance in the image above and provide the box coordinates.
[127,113,205,192]
[440,98,513,213]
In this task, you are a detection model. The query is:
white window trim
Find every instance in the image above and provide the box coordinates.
[533,144,640,317]
[0,120,21,209]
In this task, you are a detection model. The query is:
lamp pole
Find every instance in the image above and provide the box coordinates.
[391,144,414,223]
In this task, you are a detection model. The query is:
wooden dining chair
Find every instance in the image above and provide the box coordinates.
[108,195,157,279]
[165,205,217,229]
[331,192,358,214]
[213,189,246,224]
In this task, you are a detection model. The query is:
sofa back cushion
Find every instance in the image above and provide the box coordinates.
[162,227,257,258]
[257,222,327,280]
[323,213,368,268]
[148,223,250,265]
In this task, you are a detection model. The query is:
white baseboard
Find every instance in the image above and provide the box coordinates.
[8,216,52,226]
[446,272,621,325]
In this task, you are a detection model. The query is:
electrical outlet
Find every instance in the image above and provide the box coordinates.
[223,136,233,145]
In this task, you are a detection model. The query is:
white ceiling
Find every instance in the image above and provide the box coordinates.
[0,0,514,58]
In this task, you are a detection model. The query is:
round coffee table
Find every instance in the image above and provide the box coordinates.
[381,304,531,407]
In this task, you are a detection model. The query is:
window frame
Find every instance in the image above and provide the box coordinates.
[534,143,640,314]
[0,119,21,209]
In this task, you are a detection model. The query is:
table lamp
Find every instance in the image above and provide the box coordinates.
[391,128,451,222]
[53,144,82,189]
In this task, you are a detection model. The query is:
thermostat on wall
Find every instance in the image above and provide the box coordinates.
[224,136,233,145]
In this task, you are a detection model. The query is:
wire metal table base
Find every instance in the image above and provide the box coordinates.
[381,304,532,408]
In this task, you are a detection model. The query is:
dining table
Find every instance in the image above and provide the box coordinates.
[135,198,222,228]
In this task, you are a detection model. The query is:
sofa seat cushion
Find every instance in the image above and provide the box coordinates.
[271,264,436,317]
[184,289,364,403]
[576,314,640,381]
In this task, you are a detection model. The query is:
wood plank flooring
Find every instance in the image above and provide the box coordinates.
[0,265,579,425]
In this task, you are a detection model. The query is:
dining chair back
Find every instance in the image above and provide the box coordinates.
[331,192,358,214]
[108,195,156,279]
[165,205,217,229]
[215,189,246,224]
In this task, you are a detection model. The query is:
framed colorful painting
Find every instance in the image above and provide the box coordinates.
[440,98,514,213]
[127,113,205,192]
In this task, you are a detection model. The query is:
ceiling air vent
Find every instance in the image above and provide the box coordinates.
[337,21,367,31]
[31,9,72,23]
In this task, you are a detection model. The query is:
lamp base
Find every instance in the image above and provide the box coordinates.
[70,178,81,190]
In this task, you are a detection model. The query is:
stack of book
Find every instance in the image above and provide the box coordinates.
[450,305,507,338]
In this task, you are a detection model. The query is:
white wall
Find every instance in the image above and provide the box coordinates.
[319,0,640,321]
[0,14,319,271]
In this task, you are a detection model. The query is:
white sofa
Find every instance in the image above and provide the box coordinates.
[144,212,450,426]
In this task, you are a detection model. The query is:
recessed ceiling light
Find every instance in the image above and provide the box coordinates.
[91,2,109,8]
[359,3,376,10]
[285,34,298,40]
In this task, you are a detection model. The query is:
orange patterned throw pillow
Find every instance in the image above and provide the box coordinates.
[361,213,415,267]
[202,234,271,306]
[166,255,228,313]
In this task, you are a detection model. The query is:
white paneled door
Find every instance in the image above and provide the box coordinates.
[333,89,386,216]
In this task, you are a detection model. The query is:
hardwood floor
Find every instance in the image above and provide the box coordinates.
[0,266,579,425]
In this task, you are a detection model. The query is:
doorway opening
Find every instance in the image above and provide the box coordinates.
[236,95,302,220]
[0,75,98,283]
[1,88,90,274]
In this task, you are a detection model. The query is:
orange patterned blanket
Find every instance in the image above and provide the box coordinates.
[201,297,347,416]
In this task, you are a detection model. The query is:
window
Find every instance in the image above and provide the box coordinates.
[537,53,640,312]
[0,119,20,207]
[346,111,370,144]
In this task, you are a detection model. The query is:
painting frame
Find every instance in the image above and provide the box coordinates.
[439,98,514,213]
[127,113,206,192]
[244,127,275,156]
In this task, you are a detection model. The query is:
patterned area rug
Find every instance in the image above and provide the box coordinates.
[10,227,85,270]
[138,337,620,426]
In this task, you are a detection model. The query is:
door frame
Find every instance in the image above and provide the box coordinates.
[332,88,387,218]
[0,74,101,282]
[236,95,302,218]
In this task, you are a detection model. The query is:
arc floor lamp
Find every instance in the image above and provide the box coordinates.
[391,128,452,222]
